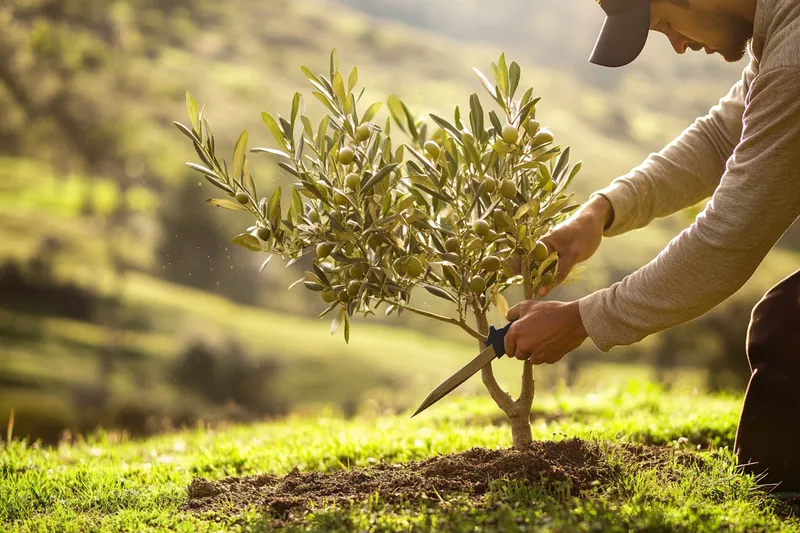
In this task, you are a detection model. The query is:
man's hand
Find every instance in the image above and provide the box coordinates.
[507,195,613,296]
[503,300,588,364]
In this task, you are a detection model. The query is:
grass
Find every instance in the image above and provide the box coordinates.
[2,382,798,532]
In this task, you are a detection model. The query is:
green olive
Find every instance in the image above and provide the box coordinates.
[308,210,321,223]
[355,124,371,143]
[424,140,440,159]
[321,290,337,303]
[526,119,541,136]
[500,179,517,200]
[533,130,554,145]
[392,257,407,276]
[445,237,460,253]
[406,256,424,278]
[349,262,366,278]
[469,275,486,294]
[316,242,332,259]
[256,226,271,241]
[367,234,382,249]
[502,124,519,144]
[533,241,549,262]
[347,280,362,297]
[443,252,460,263]
[480,255,501,272]
[541,273,556,286]
[338,146,356,165]
[344,241,355,254]
[472,219,491,238]
[483,176,497,194]
[235,191,250,205]
[338,290,350,303]
[345,173,361,191]
[334,192,349,206]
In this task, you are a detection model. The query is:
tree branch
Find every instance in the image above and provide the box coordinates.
[475,309,515,414]
[385,299,484,342]
[517,359,535,407]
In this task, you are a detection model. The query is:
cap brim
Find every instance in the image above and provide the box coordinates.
[589,5,651,68]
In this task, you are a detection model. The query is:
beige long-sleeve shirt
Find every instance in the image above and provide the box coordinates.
[579,0,800,352]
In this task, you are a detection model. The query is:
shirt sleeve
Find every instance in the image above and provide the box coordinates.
[595,65,753,237]
[579,67,800,352]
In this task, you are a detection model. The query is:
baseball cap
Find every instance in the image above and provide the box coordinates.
[589,0,651,67]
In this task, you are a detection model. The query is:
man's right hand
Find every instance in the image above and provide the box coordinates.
[536,195,614,297]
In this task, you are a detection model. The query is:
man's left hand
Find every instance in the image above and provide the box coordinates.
[503,300,589,364]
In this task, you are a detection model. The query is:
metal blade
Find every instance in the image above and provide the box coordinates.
[411,344,498,417]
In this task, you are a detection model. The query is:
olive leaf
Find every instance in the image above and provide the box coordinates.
[262,113,288,151]
[206,198,248,211]
[186,91,200,134]
[232,233,262,251]
[331,307,345,335]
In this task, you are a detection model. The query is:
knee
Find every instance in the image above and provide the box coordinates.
[747,271,800,369]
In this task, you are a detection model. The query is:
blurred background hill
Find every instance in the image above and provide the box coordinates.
[1,0,797,444]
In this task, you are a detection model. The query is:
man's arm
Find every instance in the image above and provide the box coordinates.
[596,65,754,237]
[580,67,800,352]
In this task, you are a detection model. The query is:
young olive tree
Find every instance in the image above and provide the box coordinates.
[175,50,581,449]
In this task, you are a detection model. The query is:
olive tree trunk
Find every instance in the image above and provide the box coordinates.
[475,305,535,450]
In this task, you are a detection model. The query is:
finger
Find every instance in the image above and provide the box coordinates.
[506,303,522,321]
[504,327,517,358]
[539,286,550,297]
[515,349,529,361]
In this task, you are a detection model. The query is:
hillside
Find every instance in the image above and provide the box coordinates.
[1,0,798,442]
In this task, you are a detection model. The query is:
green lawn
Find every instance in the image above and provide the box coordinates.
[3,383,798,532]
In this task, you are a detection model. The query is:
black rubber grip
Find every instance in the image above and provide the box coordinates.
[486,322,514,359]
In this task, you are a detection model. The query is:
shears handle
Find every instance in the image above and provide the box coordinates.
[486,322,515,359]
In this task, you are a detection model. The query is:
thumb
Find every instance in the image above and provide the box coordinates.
[506,303,522,321]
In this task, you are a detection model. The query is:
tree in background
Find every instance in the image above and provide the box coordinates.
[176,51,581,449]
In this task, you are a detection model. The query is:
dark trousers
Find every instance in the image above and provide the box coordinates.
[735,269,800,492]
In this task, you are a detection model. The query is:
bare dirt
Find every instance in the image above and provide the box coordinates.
[186,438,693,517]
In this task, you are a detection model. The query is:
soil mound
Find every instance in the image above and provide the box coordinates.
[186,438,681,516]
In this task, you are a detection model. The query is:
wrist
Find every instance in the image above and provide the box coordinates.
[582,195,614,231]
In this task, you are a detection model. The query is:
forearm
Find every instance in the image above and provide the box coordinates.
[596,72,751,237]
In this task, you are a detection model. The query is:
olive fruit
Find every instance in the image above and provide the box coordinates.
[461,129,475,145]
[480,255,501,272]
[235,191,250,205]
[308,210,321,223]
[338,290,350,303]
[502,124,519,144]
[443,252,460,264]
[500,179,517,200]
[533,129,554,145]
[334,192,349,206]
[347,280,362,297]
[541,273,556,286]
[472,219,491,238]
[321,290,337,303]
[483,176,497,194]
[533,241,549,262]
[469,275,487,293]
[526,119,541,136]
[316,242,332,259]
[338,146,356,165]
[406,256,424,278]
[355,124,371,142]
[345,172,361,191]
[367,234,382,249]
[348,262,366,278]
[392,257,407,276]
[444,237,460,253]
[256,226,272,241]
[424,140,440,158]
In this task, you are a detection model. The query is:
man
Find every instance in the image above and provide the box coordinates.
[504,0,800,492]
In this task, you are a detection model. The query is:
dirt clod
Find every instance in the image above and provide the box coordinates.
[186,438,680,516]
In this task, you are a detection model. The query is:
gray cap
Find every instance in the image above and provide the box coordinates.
[589,0,651,67]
